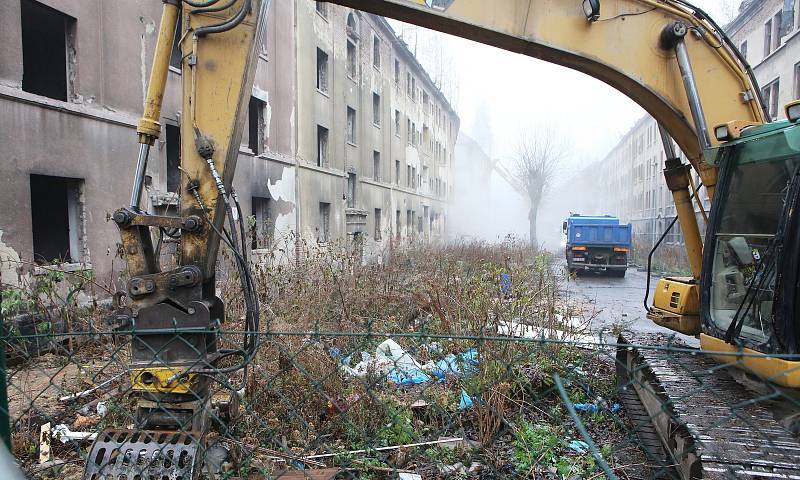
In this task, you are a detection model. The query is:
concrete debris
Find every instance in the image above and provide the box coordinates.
[51,424,97,444]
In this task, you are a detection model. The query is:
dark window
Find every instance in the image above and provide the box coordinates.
[319,202,330,242]
[20,0,74,101]
[765,18,773,56]
[170,13,183,69]
[395,210,401,238]
[317,125,329,167]
[347,40,357,77]
[248,96,265,154]
[395,160,400,185]
[374,208,382,240]
[166,124,181,193]
[373,34,381,69]
[761,78,780,119]
[373,151,380,181]
[372,93,381,126]
[406,210,413,236]
[739,40,748,62]
[30,175,83,264]
[251,196,272,249]
[315,1,328,17]
[794,62,800,99]
[347,173,356,208]
[773,11,783,51]
[394,110,400,136]
[346,107,356,144]
[394,59,400,85]
[316,48,328,92]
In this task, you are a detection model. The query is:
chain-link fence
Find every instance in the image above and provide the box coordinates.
[3,241,800,479]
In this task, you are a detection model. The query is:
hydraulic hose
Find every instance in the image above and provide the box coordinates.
[643,182,703,311]
[194,0,251,37]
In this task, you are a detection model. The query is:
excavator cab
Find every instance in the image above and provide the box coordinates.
[698,118,800,386]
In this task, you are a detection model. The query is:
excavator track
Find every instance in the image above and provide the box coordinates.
[617,333,800,479]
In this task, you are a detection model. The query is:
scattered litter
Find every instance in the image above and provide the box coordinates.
[423,342,442,355]
[341,339,431,385]
[568,440,590,453]
[58,372,125,402]
[304,437,464,460]
[410,399,429,409]
[573,401,621,414]
[378,339,431,385]
[340,339,480,387]
[96,401,108,417]
[468,462,484,473]
[72,414,98,430]
[573,403,600,413]
[398,474,422,480]
[458,390,473,410]
[51,424,97,444]
[441,462,466,474]
[499,273,512,296]
[429,349,478,380]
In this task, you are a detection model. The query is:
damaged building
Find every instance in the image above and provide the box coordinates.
[0,0,459,289]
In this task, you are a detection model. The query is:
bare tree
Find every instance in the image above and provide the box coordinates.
[511,129,568,247]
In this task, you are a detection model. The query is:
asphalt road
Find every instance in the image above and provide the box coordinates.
[559,261,700,346]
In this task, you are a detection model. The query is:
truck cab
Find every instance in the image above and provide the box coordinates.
[563,214,632,277]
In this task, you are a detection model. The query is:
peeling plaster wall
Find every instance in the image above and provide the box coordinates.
[0,0,297,287]
[295,2,459,260]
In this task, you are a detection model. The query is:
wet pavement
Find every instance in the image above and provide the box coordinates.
[558,261,700,346]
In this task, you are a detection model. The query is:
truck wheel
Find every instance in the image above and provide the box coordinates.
[613,269,626,278]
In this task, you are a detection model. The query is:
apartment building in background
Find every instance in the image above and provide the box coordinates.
[728,0,800,121]
[293,2,458,262]
[0,0,458,288]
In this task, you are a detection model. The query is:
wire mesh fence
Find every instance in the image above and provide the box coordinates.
[3,240,800,479]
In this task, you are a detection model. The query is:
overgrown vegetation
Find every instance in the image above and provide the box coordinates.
[5,240,648,479]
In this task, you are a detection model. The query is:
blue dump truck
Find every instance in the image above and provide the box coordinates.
[562,214,632,277]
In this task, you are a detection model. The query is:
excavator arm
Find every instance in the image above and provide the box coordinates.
[84,1,269,479]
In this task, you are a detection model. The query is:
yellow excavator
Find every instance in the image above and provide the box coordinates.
[80,0,800,478]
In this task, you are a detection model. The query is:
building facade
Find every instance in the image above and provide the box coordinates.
[292,2,458,262]
[0,0,458,289]
[728,0,800,121]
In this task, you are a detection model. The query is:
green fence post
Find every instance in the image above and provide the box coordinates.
[0,334,10,449]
